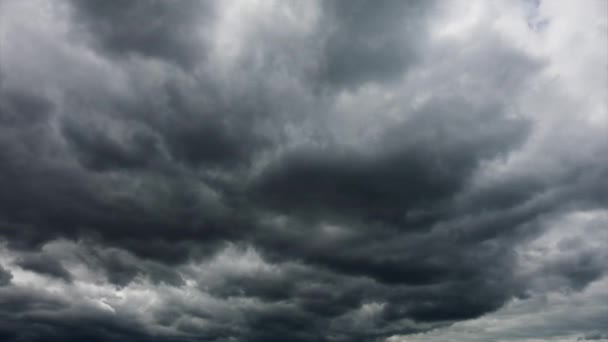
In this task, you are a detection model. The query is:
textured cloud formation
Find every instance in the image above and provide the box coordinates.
[0,0,606,341]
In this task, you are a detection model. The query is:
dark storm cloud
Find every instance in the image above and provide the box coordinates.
[85,244,185,287]
[69,0,215,68]
[252,99,530,225]
[0,148,234,253]
[0,84,246,254]
[0,287,174,342]
[15,254,72,282]
[0,0,606,341]
[61,116,162,171]
[0,264,11,286]
[579,332,608,341]
[0,88,52,127]
[151,83,271,168]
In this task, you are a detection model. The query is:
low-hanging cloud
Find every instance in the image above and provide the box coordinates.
[0,0,606,341]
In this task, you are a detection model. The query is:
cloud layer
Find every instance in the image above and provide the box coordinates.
[0,0,606,341]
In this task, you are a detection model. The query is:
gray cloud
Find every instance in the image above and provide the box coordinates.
[0,265,11,286]
[68,0,216,69]
[319,0,434,88]
[15,254,72,282]
[0,0,606,341]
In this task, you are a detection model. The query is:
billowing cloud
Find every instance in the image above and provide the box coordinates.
[0,0,606,341]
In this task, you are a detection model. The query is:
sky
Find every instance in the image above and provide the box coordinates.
[0,0,606,341]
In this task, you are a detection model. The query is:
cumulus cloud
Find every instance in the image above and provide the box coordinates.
[0,0,606,341]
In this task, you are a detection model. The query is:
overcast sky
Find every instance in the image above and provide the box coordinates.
[0,0,607,341]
